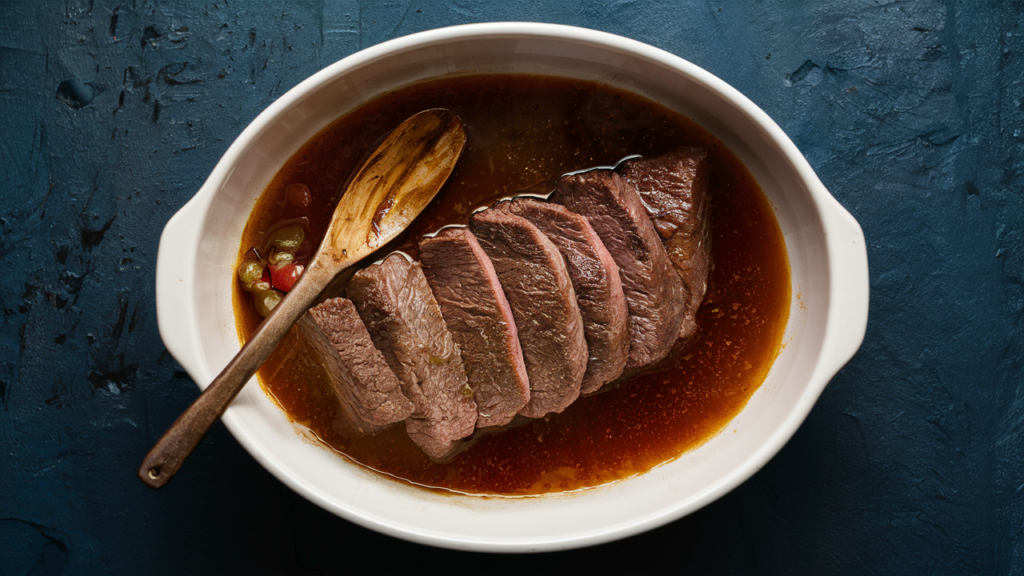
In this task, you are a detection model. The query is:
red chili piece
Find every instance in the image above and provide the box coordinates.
[286,184,312,208]
[270,263,304,292]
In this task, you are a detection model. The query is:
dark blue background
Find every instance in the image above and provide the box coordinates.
[2,1,1022,574]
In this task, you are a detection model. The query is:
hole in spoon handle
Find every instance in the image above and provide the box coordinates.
[137,341,268,489]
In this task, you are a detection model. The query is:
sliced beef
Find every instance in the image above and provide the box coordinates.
[497,198,629,394]
[299,297,414,433]
[348,253,477,460]
[470,208,587,418]
[419,228,529,427]
[621,147,711,339]
[550,170,687,368]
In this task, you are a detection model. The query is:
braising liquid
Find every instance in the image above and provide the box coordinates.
[234,75,791,495]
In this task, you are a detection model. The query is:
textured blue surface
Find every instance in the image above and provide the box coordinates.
[1,1,1022,573]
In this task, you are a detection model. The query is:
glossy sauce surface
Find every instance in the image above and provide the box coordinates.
[234,75,790,495]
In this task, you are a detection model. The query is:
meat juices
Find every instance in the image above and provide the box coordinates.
[621,147,711,339]
[300,298,414,432]
[497,198,629,394]
[470,208,588,418]
[419,228,530,427]
[347,253,477,460]
[550,170,688,368]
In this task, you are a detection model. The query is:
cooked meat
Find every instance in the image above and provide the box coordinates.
[300,297,414,433]
[419,227,529,427]
[470,208,587,417]
[550,170,687,368]
[621,147,711,339]
[347,253,477,460]
[497,198,629,394]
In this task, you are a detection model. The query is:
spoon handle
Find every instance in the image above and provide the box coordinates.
[138,266,331,489]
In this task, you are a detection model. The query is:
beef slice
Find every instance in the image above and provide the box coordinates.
[470,208,587,418]
[498,198,629,394]
[621,147,711,339]
[348,253,477,460]
[550,170,687,368]
[300,297,414,433]
[419,227,530,427]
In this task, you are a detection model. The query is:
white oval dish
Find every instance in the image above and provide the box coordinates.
[155,22,869,552]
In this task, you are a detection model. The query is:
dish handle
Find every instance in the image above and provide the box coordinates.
[155,190,211,384]
[818,194,870,382]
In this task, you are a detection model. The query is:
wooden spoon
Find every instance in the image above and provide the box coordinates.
[139,108,467,489]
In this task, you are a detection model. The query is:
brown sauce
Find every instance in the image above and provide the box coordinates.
[233,74,791,496]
